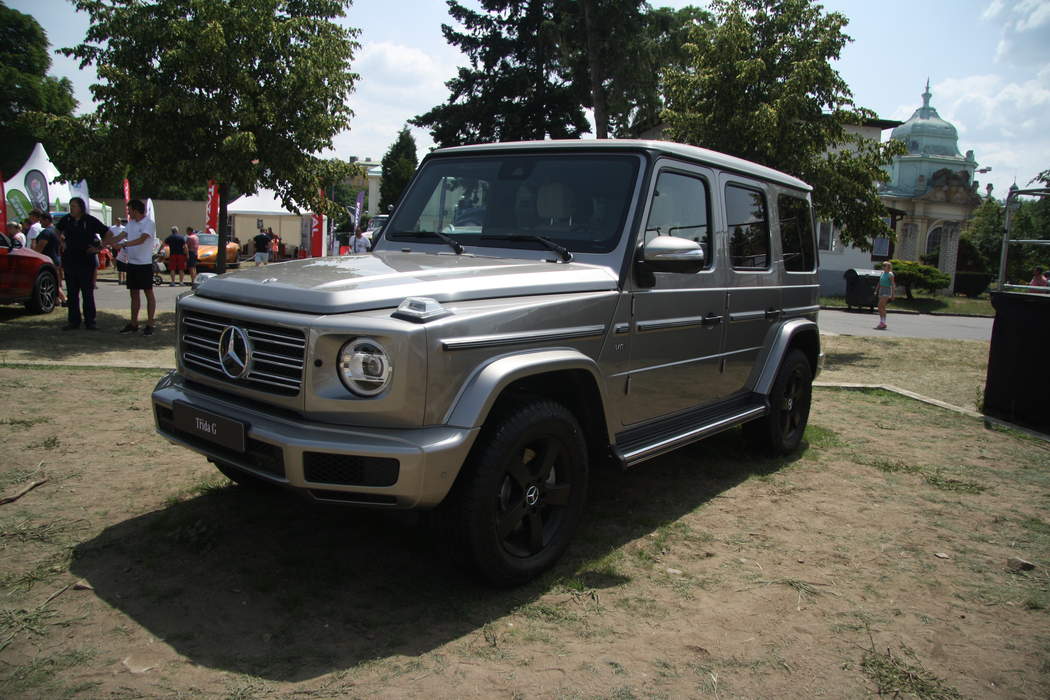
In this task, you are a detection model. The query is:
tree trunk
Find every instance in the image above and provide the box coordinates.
[216,181,229,275]
[582,0,608,139]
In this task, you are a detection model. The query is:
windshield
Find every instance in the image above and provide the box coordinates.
[384,154,640,254]
[198,234,219,246]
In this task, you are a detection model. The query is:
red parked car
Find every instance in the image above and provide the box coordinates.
[0,233,59,314]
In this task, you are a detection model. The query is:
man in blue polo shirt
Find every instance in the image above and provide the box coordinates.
[55,197,108,330]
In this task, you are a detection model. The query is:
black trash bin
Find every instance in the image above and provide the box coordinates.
[843,268,881,311]
[984,291,1050,434]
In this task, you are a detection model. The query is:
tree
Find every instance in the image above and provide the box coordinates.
[412,0,590,147]
[661,0,904,249]
[37,0,360,272]
[963,197,1004,275]
[379,127,418,211]
[558,2,711,138]
[883,259,951,299]
[0,2,76,177]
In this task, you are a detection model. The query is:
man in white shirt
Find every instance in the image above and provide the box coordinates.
[110,199,158,336]
[26,210,44,247]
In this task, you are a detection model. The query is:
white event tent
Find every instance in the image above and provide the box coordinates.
[227,187,313,254]
[3,142,111,224]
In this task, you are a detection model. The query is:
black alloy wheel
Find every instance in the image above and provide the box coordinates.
[744,349,812,455]
[442,399,588,587]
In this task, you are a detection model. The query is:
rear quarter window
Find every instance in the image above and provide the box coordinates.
[777,194,816,272]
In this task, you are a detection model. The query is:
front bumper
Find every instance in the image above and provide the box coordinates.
[152,371,478,508]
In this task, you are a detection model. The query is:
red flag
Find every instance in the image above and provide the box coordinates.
[122,178,131,218]
[0,172,7,231]
[205,180,219,231]
[310,187,325,257]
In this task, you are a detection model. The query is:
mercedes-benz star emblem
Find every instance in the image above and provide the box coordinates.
[218,326,253,380]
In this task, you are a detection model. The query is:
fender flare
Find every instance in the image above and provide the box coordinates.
[444,348,609,432]
[752,318,821,396]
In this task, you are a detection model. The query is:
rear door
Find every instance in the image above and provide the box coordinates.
[621,162,729,426]
[720,176,781,395]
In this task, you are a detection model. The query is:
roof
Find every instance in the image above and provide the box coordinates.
[227,188,304,216]
[432,139,812,192]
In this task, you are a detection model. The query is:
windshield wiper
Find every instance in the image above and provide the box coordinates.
[480,234,573,262]
[393,230,464,255]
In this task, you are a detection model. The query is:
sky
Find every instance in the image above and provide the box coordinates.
[9,0,1050,199]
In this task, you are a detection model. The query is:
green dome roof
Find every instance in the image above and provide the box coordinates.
[890,81,961,157]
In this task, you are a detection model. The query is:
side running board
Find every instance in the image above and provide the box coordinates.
[612,394,768,468]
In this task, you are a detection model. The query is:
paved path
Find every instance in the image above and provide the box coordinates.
[90,276,190,310]
[819,308,993,341]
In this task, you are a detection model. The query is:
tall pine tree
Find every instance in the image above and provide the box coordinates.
[412,0,589,147]
[379,127,418,210]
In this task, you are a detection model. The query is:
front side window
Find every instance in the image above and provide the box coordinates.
[726,184,770,270]
[777,194,816,272]
[385,155,640,254]
[643,171,711,268]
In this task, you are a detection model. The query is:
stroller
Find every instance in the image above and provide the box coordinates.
[152,253,167,287]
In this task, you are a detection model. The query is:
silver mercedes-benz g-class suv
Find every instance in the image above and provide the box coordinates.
[152,140,821,585]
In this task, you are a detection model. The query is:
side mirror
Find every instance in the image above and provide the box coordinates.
[639,236,705,274]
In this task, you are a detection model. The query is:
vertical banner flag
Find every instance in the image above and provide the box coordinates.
[310,188,325,257]
[0,172,7,231]
[353,190,365,231]
[205,180,219,231]
[122,178,131,218]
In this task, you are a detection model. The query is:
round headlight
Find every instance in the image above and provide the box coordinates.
[338,337,393,396]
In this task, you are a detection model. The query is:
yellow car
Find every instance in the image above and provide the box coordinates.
[159,232,240,271]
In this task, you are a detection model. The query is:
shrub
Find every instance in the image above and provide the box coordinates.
[875,259,951,299]
[953,271,992,298]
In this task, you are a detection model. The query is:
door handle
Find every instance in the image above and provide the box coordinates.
[764,308,782,320]
[702,313,723,326]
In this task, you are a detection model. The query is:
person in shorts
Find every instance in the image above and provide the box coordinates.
[185,226,199,284]
[165,226,188,286]
[875,261,895,330]
[113,199,158,336]
[253,230,271,266]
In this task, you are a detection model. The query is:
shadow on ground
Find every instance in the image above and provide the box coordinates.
[822,351,876,370]
[0,309,176,359]
[71,430,805,681]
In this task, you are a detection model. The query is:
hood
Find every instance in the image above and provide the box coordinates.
[194,251,618,314]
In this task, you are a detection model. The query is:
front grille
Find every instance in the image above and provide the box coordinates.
[180,311,306,396]
[155,404,286,478]
[303,452,400,487]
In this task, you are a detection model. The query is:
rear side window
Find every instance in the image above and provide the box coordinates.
[777,194,816,272]
[726,184,769,270]
[643,171,711,268]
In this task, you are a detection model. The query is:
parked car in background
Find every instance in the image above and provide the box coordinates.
[0,233,59,314]
[365,214,388,239]
[158,232,240,271]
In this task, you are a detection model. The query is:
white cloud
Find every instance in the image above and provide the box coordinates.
[327,40,460,163]
[982,0,1050,67]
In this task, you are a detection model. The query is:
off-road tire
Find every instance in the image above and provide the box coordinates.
[25,269,58,314]
[440,399,589,587]
[744,349,812,455]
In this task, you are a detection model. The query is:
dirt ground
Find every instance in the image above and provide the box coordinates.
[1,365,1047,699]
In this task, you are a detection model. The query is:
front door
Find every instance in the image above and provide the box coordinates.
[621,164,729,426]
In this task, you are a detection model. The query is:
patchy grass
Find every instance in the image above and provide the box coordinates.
[819,334,989,410]
[1,366,1049,698]
[861,643,963,699]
